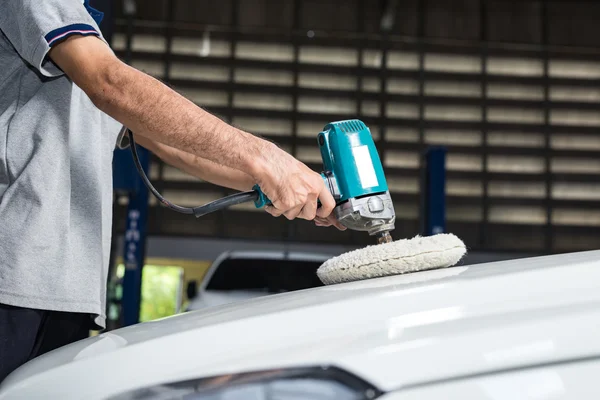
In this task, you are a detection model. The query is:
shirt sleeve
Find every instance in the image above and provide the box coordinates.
[0,0,105,77]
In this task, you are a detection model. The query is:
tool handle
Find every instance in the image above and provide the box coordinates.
[253,174,330,209]
[253,185,271,208]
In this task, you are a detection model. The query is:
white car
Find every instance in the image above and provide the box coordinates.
[1,250,599,399]
[186,251,331,310]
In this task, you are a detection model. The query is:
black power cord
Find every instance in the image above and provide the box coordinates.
[127,129,259,218]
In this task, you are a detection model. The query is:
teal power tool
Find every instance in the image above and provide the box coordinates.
[254,120,395,243]
[126,119,395,244]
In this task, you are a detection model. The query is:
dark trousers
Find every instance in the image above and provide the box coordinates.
[0,304,90,382]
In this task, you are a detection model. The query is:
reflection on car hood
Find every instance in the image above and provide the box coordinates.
[187,290,268,310]
[3,250,600,399]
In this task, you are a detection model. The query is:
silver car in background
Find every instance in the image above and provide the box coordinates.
[186,250,330,310]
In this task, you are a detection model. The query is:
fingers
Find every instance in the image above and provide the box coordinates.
[283,205,303,220]
[268,198,316,221]
[258,152,333,222]
[271,203,347,231]
[314,217,332,227]
[332,219,347,231]
[316,186,335,219]
[314,215,347,231]
[264,205,282,217]
[297,194,318,220]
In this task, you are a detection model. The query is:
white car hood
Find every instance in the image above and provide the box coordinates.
[187,290,268,310]
[2,250,600,399]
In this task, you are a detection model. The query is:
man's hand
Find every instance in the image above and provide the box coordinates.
[255,146,346,230]
[256,142,336,222]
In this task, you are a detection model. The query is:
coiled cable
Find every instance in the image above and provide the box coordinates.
[127,129,259,218]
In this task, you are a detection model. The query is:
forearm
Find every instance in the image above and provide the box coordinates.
[50,36,270,179]
[134,135,255,192]
[97,63,267,176]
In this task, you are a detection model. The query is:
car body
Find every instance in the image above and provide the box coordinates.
[1,250,599,399]
[186,250,330,310]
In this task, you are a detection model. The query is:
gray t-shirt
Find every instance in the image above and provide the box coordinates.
[0,0,122,328]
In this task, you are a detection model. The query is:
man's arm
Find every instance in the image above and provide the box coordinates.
[129,136,346,230]
[49,35,336,222]
[133,135,346,229]
[50,36,263,176]
[133,135,254,192]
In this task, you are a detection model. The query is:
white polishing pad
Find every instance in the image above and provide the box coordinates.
[317,233,467,285]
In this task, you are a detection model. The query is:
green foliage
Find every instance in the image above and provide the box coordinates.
[139,265,183,322]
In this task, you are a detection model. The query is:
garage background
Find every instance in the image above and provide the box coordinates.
[98,0,600,325]
[108,0,600,256]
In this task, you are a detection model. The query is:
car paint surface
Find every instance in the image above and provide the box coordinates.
[379,357,600,399]
[2,250,600,399]
[187,290,269,309]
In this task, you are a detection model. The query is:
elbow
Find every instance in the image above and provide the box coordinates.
[84,59,128,113]
[87,83,110,111]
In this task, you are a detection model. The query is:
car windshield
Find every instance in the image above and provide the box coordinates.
[206,258,324,293]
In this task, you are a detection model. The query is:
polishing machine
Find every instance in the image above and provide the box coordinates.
[126,119,396,244]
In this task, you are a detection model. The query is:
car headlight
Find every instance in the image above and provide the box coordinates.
[110,366,383,400]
